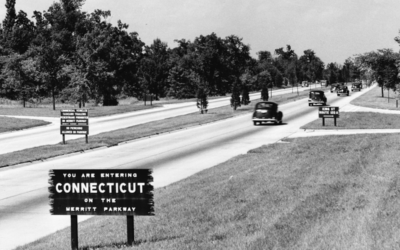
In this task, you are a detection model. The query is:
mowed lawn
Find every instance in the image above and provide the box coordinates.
[301,112,400,129]
[351,85,400,110]
[18,133,400,250]
[0,116,50,133]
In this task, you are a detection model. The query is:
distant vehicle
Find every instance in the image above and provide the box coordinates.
[252,102,283,125]
[301,81,309,87]
[308,90,327,106]
[330,84,339,93]
[320,80,327,86]
[351,82,362,91]
[337,85,350,96]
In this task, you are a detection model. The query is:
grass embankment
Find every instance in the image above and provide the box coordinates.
[0,89,318,168]
[301,112,400,130]
[351,85,400,110]
[0,116,50,133]
[19,133,400,250]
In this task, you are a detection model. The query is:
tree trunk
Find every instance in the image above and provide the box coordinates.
[52,85,56,110]
[381,84,384,97]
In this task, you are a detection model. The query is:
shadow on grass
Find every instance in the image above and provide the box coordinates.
[79,235,184,249]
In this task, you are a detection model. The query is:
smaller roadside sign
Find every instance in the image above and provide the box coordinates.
[60,109,89,143]
[318,107,339,118]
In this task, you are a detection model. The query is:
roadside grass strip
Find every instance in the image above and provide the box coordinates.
[0,104,160,118]
[0,116,50,133]
[351,85,400,110]
[0,89,321,168]
[17,133,400,250]
[301,112,400,130]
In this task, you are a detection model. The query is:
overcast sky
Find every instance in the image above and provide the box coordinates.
[2,0,400,64]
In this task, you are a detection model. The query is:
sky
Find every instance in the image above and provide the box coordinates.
[2,0,400,64]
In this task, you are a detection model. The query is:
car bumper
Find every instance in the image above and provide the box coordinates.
[252,118,279,123]
[308,101,325,105]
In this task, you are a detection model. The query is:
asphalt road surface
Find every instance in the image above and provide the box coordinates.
[0,87,370,250]
[0,87,317,155]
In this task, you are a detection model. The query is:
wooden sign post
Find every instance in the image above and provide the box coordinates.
[60,109,89,144]
[318,107,339,126]
[49,169,154,249]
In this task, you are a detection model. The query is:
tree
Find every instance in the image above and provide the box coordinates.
[139,38,170,99]
[1,53,39,107]
[167,39,199,99]
[2,0,16,51]
[230,79,241,110]
[355,49,399,97]
[258,70,270,101]
[298,49,324,84]
[190,33,227,96]
[73,11,144,105]
[224,35,251,90]
[196,86,208,114]
[275,45,297,87]
[240,70,252,105]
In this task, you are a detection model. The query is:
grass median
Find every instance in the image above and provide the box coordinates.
[301,112,400,130]
[0,88,320,168]
[0,116,51,133]
[0,103,161,117]
[18,133,400,250]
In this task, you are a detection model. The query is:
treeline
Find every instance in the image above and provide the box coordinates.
[0,0,362,110]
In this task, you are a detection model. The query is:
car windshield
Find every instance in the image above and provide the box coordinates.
[310,92,323,99]
[256,103,275,109]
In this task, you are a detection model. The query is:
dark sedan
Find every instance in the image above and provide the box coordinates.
[351,82,362,91]
[308,90,327,106]
[252,102,283,125]
[337,86,350,96]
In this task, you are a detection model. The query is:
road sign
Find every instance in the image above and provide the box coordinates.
[60,109,89,143]
[49,169,154,249]
[318,106,339,126]
[318,106,339,118]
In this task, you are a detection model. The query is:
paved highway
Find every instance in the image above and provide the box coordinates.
[0,87,372,250]
[0,87,318,155]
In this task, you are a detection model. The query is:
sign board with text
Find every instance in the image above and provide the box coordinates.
[318,107,339,118]
[318,106,339,126]
[49,169,154,216]
[60,109,89,143]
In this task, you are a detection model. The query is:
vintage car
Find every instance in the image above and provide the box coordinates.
[252,102,283,125]
[351,82,362,91]
[301,81,309,87]
[337,85,350,96]
[308,90,327,106]
[330,84,339,93]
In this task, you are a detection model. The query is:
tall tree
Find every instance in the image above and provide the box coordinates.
[139,38,170,99]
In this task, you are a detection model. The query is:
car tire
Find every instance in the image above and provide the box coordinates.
[253,121,257,126]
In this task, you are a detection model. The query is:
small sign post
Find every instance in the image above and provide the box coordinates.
[60,109,89,144]
[318,106,339,126]
[49,169,154,249]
